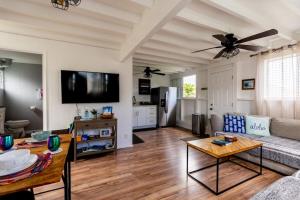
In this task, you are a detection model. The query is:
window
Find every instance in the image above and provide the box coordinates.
[264,54,300,99]
[182,75,196,98]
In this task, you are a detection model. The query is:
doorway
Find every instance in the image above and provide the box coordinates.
[208,65,234,116]
[0,50,43,137]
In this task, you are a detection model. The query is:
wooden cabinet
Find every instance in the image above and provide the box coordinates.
[73,118,117,161]
[133,105,157,130]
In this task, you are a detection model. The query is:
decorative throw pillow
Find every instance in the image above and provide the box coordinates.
[223,114,246,134]
[246,115,270,136]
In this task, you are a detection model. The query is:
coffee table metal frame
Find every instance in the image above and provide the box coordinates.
[187,144,263,195]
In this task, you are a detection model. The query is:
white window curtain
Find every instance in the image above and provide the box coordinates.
[256,43,300,119]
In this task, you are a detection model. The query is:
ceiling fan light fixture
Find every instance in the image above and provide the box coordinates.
[222,48,240,59]
[144,73,152,78]
[51,0,81,10]
[51,0,69,10]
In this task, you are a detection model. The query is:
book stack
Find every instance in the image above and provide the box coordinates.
[211,139,232,146]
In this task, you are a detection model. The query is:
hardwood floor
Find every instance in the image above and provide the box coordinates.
[35,128,281,200]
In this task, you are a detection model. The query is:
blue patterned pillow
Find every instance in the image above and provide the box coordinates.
[223,114,246,134]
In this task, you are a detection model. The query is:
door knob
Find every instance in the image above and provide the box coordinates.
[210,108,213,111]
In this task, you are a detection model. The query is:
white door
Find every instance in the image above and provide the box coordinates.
[208,66,234,116]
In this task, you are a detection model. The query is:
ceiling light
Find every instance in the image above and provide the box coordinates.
[222,48,240,59]
[51,0,81,10]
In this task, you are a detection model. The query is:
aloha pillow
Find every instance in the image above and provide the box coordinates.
[246,115,270,136]
[223,114,246,134]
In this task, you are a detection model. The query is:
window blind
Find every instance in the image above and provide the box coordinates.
[264,54,300,99]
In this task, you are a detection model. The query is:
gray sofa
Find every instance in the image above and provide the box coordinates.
[250,170,300,200]
[210,115,300,175]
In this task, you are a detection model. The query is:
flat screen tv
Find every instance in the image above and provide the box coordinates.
[61,70,119,103]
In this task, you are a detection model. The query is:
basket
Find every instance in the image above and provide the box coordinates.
[100,113,114,119]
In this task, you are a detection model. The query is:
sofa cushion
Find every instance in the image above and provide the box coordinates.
[271,118,300,141]
[223,114,246,134]
[246,115,270,136]
[249,136,300,169]
[250,176,300,200]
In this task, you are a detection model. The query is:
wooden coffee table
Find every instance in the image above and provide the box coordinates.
[187,136,263,195]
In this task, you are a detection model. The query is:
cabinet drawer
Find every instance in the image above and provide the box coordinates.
[76,121,116,129]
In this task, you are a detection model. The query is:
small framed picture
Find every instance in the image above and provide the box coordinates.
[100,128,111,137]
[102,106,112,114]
[242,79,255,90]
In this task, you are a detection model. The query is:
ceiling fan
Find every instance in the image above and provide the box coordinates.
[192,29,278,59]
[0,58,13,68]
[135,67,166,78]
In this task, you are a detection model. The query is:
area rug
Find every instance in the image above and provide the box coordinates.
[133,134,144,144]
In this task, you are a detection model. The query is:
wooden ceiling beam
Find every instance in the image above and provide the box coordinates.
[0,20,120,50]
[204,0,295,42]
[120,0,191,61]
[0,8,124,44]
[0,0,131,35]
[144,40,215,60]
[134,53,203,67]
[136,47,209,63]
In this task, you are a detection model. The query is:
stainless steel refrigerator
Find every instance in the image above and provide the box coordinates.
[151,87,177,127]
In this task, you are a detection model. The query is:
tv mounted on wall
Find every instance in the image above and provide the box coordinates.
[61,70,119,103]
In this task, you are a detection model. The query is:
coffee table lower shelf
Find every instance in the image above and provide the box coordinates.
[187,144,263,195]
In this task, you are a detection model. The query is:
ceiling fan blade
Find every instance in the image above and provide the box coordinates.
[236,29,278,44]
[152,72,165,76]
[213,34,228,43]
[213,48,226,59]
[192,46,222,53]
[150,69,160,72]
[237,44,263,51]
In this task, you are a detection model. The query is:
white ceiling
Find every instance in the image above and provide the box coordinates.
[0,0,299,73]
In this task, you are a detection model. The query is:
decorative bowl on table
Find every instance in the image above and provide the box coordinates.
[0,149,38,177]
[30,131,51,142]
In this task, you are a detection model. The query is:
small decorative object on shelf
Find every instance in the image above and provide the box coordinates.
[90,109,98,119]
[100,128,112,137]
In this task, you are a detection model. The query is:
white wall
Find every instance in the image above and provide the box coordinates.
[0,31,133,148]
[170,68,208,129]
[171,54,258,130]
[133,73,170,102]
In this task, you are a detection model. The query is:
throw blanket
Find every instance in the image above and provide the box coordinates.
[251,176,300,200]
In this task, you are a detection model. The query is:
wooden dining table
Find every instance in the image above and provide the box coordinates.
[0,134,73,200]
